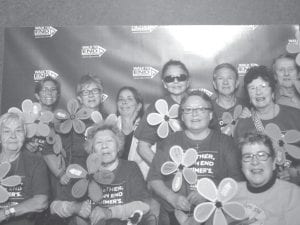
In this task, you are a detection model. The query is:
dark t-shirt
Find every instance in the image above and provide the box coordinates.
[148,130,243,211]
[0,150,49,225]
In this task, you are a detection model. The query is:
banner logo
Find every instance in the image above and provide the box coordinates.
[81,45,106,58]
[34,70,59,81]
[131,26,157,33]
[34,26,57,38]
[132,66,159,79]
[238,63,259,76]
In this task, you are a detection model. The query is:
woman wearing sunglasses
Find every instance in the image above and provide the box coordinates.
[135,60,190,173]
[148,90,243,225]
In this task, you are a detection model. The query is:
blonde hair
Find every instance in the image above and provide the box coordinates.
[0,112,26,138]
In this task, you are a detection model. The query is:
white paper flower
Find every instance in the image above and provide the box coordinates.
[194,178,246,225]
[147,99,181,138]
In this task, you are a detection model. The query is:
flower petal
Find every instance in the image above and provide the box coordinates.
[0,186,10,203]
[169,145,183,165]
[155,99,169,115]
[194,202,216,223]
[296,54,300,71]
[213,208,227,225]
[197,178,218,202]
[54,109,70,120]
[91,111,103,123]
[161,161,178,175]
[37,122,50,137]
[7,107,22,114]
[40,111,54,123]
[286,42,300,54]
[223,202,246,220]
[222,112,233,125]
[172,171,183,192]
[264,123,282,141]
[168,104,179,118]
[23,112,35,123]
[21,99,34,113]
[67,99,79,115]
[218,178,238,202]
[0,162,11,179]
[76,107,92,120]
[73,119,86,134]
[169,119,182,132]
[93,170,115,185]
[147,113,164,126]
[26,123,37,138]
[53,135,63,155]
[86,153,102,174]
[88,180,103,202]
[72,179,88,199]
[46,129,56,144]
[233,105,243,120]
[157,121,169,138]
[59,120,73,134]
[284,130,300,144]
[182,167,197,184]
[1,175,21,187]
[182,148,198,167]
[66,164,88,178]
[285,144,300,159]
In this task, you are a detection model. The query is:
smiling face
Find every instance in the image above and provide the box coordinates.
[1,118,25,154]
[163,65,190,96]
[117,89,139,117]
[35,80,59,109]
[213,67,239,96]
[274,57,299,88]
[93,130,119,166]
[241,142,275,188]
[181,95,212,133]
[247,77,274,110]
[79,82,103,110]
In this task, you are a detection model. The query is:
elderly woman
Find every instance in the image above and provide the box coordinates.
[148,90,243,225]
[231,132,300,225]
[273,53,300,109]
[50,122,153,225]
[0,112,49,225]
[234,65,300,184]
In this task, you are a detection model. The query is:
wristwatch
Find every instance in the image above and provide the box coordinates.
[4,207,16,219]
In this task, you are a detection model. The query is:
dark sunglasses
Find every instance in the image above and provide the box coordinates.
[163,74,188,83]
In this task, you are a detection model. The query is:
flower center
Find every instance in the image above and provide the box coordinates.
[178,164,184,171]
[70,114,76,120]
[231,120,236,125]
[278,140,284,147]
[215,201,222,208]
[164,115,170,121]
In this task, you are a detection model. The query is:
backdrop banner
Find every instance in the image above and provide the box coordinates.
[2,25,299,113]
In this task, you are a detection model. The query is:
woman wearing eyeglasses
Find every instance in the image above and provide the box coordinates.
[234,66,300,184]
[230,132,300,225]
[135,60,190,173]
[148,90,243,225]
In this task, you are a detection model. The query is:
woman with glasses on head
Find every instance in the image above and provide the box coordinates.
[234,65,300,185]
[230,132,300,225]
[148,90,243,225]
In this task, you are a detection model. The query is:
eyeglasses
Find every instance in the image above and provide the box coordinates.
[40,87,57,93]
[163,74,188,83]
[182,106,212,114]
[247,83,270,94]
[242,151,271,162]
[80,88,102,96]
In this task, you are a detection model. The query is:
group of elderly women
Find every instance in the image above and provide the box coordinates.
[0,52,300,225]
